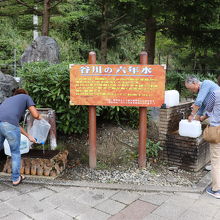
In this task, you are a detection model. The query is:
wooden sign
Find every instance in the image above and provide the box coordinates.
[70,64,166,107]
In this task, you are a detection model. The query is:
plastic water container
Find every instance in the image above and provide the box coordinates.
[179,119,202,138]
[164,90,180,107]
[29,119,51,144]
[4,134,30,156]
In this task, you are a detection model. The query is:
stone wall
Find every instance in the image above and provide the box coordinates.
[0,71,18,104]
[159,102,210,172]
[162,133,210,172]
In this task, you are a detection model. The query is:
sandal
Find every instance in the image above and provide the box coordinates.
[12,175,26,186]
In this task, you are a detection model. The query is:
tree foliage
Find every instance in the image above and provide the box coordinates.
[0,0,220,72]
[0,0,65,36]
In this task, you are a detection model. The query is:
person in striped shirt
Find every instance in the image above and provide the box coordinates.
[185,76,219,121]
[200,89,220,199]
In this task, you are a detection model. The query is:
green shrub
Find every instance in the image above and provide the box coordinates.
[18,62,88,134]
[97,106,139,128]
[146,139,163,159]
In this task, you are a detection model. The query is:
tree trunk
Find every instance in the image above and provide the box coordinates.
[166,55,169,70]
[203,49,208,74]
[145,17,157,64]
[100,25,108,64]
[193,51,197,73]
[100,2,108,64]
[42,0,50,36]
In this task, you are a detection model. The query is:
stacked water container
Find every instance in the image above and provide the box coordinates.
[164,90,180,107]
[164,90,202,138]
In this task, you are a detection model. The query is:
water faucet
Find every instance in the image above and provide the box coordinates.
[177,109,185,119]
[23,110,30,127]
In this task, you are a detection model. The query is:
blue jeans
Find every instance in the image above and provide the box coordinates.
[0,122,21,182]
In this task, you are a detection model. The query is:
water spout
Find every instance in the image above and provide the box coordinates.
[23,110,30,128]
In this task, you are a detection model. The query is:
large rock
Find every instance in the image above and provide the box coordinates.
[0,71,18,104]
[20,36,60,65]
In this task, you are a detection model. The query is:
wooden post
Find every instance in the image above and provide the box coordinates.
[138,51,148,168]
[88,51,97,168]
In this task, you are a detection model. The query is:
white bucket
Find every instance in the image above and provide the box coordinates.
[164,90,180,107]
[4,134,30,156]
[179,119,202,138]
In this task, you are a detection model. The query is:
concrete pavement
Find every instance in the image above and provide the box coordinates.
[0,172,219,220]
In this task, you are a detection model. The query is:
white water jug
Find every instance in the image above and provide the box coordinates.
[164,90,180,107]
[29,119,51,144]
[4,134,30,156]
[179,119,202,138]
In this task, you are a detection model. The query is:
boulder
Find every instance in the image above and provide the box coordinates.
[20,36,60,65]
[0,71,18,104]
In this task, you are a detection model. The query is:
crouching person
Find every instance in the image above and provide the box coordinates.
[0,88,41,186]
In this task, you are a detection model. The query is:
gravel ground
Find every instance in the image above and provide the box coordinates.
[58,123,209,188]
[59,161,208,187]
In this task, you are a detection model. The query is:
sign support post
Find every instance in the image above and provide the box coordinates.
[88,51,97,168]
[138,51,148,168]
[70,51,165,169]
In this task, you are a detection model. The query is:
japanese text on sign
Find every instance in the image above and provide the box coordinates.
[70,64,166,107]
[80,65,153,76]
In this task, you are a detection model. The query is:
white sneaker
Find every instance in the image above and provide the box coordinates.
[205,165,212,171]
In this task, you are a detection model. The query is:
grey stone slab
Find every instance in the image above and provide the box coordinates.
[174,192,202,200]
[76,208,110,220]
[95,199,126,215]
[45,185,69,192]
[57,200,92,218]
[32,208,73,220]
[4,182,42,194]
[27,187,55,201]
[143,213,171,220]
[43,187,88,208]
[0,183,11,192]
[152,203,187,219]
[200,192,220,206]
[178,210,213,220]
[59,187,88,199]
[189,199,220,218]
[111,190,140,204]
[6,194,56,217]
[76,188,118,207]
[214,209,220,219]
[43,191,76,207]
[0,188,21,202]
[0,202,17,218]
[139,193,171,205]
[109,200,157,220]
[164,193,197,209]
[2,211,32,220]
